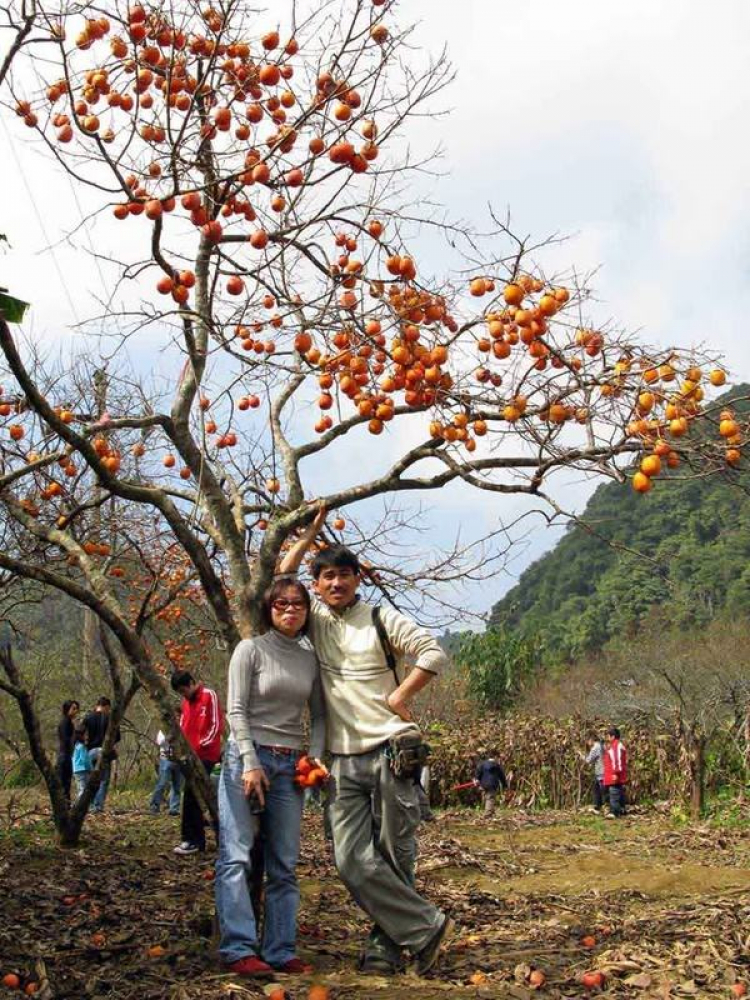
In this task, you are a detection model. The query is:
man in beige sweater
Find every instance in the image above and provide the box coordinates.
[280,513,453,976]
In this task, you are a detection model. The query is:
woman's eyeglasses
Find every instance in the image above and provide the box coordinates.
[272,599,307,611]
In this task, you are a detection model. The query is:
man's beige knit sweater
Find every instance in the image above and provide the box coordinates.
[309,596,449,755]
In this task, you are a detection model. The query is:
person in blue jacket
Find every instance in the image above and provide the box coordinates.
[72,728,92,802]
[473,754,508,816]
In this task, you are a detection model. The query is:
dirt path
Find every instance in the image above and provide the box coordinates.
[0,803,748,999]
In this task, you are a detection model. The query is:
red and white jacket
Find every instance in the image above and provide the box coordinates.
[180,684,223,763]
[603,738,628,786]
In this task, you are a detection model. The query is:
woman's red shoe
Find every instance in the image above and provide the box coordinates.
[225,956,274,977]
[274,958,313,974]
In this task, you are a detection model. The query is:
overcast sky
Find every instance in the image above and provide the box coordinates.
[2,1,749,623]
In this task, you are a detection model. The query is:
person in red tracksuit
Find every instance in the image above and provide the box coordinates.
[603,727,628,818]
[171,670,224,854]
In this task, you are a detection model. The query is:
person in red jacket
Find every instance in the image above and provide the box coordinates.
[603,727,628,818]
[171,670,224,854]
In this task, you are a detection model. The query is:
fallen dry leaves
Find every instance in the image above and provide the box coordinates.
[0,803,748,999]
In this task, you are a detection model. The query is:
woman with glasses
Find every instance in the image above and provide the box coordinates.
[215,574,325,979]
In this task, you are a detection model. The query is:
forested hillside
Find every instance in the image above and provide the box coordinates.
[490,386,750,661]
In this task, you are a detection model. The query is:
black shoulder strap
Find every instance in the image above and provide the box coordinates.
[372,606,399,686]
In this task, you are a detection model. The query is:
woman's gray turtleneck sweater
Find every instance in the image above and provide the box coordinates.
[226,629,325,771]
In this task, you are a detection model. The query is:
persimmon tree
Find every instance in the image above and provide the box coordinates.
[0,0,744,840]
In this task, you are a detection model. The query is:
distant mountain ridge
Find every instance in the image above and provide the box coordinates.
[489,385,750,660]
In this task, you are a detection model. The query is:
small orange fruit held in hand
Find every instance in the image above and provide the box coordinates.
[2,973,20,989]
[296,756,313,777]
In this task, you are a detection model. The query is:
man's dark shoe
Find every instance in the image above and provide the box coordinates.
[358,954,400,976]
[224,955,274,978]
[273,958,313,974]
[415,916,455,975]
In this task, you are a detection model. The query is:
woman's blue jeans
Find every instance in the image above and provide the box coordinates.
[215,742,304,966]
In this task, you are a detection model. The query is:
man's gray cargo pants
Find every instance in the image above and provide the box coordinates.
[328,746,444,964]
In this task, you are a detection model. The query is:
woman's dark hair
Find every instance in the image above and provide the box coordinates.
[262,575,311,634]
[62,700,79,716]
[311,544,360,580]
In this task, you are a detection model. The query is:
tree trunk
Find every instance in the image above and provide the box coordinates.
[688,729,706,820]
[82,369,109,684]
[0,645,141,847]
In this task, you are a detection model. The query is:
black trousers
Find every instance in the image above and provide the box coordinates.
[608,784,626,816]
[592,777,605,810]
[181,759,215,850]
[56,756,73,800]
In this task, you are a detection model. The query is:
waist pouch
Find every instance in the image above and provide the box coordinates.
[387,732,431,780]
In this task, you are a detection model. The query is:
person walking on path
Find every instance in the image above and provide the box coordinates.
[149,728,183,816]
[280,510,454,977]
[603,727,628,818]
[583,734,606,811]
[473,755,508,816]
[56,700,80,801]
[72,727,91,802]
[83,697,119,813]
[171,671,223,855]
[215,575,326,979]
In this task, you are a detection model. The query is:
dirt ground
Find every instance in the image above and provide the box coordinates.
[1,796,749,1000]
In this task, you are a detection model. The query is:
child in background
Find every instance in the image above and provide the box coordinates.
[72,728,91,802]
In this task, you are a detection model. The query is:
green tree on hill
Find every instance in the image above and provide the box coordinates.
[491,386,750,660]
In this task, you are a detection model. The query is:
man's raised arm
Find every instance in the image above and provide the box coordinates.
[278,507,327,575]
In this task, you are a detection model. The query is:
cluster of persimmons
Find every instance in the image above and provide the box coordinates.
[1,0,742,522]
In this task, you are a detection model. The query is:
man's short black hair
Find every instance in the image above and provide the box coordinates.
[311,544,361,580]
[608,726,621,739]
[171,670,195,692]
[96,696,111,708]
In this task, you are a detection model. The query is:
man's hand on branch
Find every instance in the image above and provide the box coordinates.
[278,505,327,575]
[306,504,327,539]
